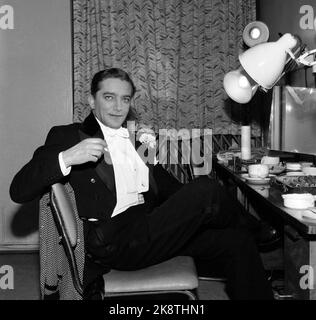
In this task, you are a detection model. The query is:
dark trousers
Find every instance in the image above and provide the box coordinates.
[85,176,274,300]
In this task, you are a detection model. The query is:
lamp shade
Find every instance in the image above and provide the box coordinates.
[240,33,297,89]
[223,69,258,104]
[223,33,297,104]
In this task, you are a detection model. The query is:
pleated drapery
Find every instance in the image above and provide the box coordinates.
[73,0,259,135]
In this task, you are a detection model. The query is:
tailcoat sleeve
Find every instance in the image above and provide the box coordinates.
[10,126,74,203]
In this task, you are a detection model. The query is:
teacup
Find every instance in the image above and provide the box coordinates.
[261,156,280,169]
[248,164,269,179]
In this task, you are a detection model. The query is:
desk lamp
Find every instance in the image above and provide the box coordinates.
[223,31,316,104]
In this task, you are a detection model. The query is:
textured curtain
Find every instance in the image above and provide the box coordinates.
[73,0,258,135]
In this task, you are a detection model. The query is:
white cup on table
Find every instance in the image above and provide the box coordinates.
[248,164,269,178]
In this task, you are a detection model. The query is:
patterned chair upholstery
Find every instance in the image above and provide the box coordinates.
[39,183,84,300]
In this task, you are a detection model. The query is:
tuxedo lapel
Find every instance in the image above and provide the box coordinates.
[79,112,158,196]
[79,112,116,193]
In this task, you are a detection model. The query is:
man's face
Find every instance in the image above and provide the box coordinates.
[90,78,132,129]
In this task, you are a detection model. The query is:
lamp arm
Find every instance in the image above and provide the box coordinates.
[296,49,316,67]
[285,48,296,61]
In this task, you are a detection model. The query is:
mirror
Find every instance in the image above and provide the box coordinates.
[269,86,316,155]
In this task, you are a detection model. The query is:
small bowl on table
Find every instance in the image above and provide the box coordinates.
[282,193,315,209]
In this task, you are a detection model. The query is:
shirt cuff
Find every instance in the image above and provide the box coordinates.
[58,152,71,176]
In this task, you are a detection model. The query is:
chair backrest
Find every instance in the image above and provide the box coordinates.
[51,183,78,247]
[50,183,83,296]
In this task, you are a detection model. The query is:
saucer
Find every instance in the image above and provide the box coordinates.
[241,174,271,185]
[246,177,270,185]
[286,163,302,171]
[286,171,304,176]
[302,210,316,219]
[302,167,316,176]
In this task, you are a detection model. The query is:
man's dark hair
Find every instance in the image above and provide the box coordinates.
[90,68,136,98]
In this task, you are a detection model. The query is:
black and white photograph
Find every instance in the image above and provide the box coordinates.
[1,0,316,307]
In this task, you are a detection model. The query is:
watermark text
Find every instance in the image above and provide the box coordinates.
[0,265,14,290]
[299,265,314,290]
[299,5,316,30]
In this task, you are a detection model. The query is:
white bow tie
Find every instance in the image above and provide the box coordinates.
[103,126,129,139]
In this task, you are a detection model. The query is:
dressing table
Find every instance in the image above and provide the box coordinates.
[214,159,316,300]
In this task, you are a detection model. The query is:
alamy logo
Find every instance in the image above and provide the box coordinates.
[0,265,14,290]
[299,5,316,30]
[0,4,14,30]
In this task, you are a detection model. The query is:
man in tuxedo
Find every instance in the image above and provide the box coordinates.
[10,68,274,300]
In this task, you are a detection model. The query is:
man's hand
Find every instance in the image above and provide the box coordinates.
[62,138,108,167]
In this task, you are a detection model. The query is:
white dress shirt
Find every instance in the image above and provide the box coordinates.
[59,117,149,218]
